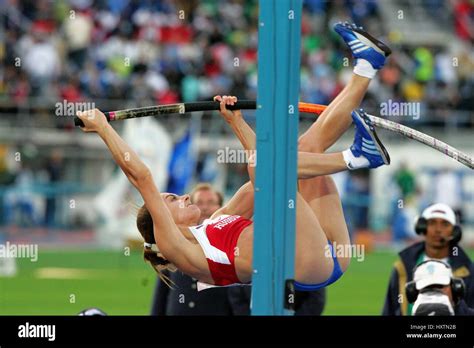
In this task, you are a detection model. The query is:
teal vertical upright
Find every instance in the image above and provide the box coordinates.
[252,0,302,315]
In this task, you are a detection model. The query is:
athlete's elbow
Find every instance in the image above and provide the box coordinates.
[134,168,153,187]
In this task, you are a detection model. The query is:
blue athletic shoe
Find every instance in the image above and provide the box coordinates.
[334,21,391,69]
[350,109,390,168]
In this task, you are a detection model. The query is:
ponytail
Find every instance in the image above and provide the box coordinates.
[143,244,177,288]
[137,204,177,288]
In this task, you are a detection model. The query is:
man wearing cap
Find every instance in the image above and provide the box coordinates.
[407,260,474,316]
[382,203,474,315]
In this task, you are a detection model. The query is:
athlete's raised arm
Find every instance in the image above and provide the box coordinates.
[210,96,256,219]
[76,110,208,278]
[214,95,256,152]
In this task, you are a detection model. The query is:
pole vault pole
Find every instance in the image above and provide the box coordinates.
[251,0,302,315]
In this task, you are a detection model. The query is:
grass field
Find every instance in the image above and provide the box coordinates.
[1,249,473,315]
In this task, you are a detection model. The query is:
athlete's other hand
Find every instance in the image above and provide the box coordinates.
[214,95,243,123]
[76,109,109,134]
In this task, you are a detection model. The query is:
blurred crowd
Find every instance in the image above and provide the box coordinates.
[0,0,473,229]
[1,0,473,128]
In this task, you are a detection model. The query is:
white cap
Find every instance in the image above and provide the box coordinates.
[421,203,456,226]
[414,260,452,290]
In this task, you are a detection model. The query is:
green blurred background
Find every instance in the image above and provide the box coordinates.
[4,249,473,315]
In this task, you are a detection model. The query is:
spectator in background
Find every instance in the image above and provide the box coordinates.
[391,162,418,242]
[62,7,93,70]
[382,203,474,315]
[150,183,235,316]
[413,47,434,84]
[434,48,458,86]
[0,145,16,225]
[4,160,36,227]
[5,68,31,104]
[60,76,83,103]
[344,170,370,236]
[19,21,60,96]
[391,203,418,243]
[44,149,63,227]
[394,162,417,200]
[453,0,474,42]
[379,58,402,91]
[346,0,380,26]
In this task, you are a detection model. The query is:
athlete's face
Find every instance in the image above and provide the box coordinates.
[161,193,201,225]
[425,218,454,249]
[191,189,221,222]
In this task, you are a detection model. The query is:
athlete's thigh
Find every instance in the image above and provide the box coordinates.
[294,193,334,284]
[298,176,351,271]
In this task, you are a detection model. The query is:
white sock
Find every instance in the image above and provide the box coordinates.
[353,59,377,79]
[342,149,369,170]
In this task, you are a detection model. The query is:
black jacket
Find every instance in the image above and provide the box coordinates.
[150,271,234,315]
[227,284,326,315]
[455,300,474,316]
[382,241,474,315]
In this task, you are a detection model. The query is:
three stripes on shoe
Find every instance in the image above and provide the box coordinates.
[348,39,370,54]
[361,138,380,155]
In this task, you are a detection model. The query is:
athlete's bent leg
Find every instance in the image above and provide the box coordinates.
[298,74,370,154]
[297,23,392,272]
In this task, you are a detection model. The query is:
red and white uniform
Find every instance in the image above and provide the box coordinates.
[189,214,252,287]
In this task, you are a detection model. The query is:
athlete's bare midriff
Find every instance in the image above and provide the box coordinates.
[234,224,254,283]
